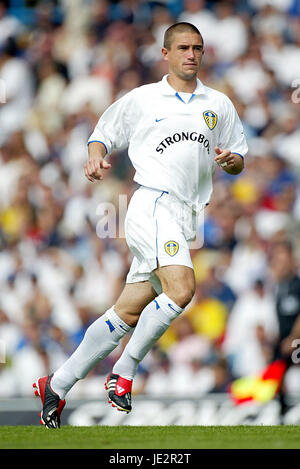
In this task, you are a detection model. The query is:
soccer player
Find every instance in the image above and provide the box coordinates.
[33,22,247,428]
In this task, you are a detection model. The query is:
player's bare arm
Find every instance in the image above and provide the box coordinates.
[84,141,111,182]
[214,146,244,175]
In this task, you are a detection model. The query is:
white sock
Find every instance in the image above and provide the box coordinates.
[112,293,183,380]
[51,306,132,399]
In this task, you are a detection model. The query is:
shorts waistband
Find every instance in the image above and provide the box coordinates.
[137,185,205,214]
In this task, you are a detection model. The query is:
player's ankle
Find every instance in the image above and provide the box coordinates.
[51,371,76,400]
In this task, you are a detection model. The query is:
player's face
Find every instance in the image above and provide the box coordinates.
[162,32,204,81]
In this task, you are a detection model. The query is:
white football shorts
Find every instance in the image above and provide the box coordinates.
[125,185,197,293]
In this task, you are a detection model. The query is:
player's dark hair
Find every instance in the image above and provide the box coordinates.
[163,22,203,50]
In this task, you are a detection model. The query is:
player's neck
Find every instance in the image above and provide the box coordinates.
[167,74,197,93]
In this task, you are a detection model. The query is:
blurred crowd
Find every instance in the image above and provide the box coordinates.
[0,0,300,399]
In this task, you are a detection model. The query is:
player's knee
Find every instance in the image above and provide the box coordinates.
[158,266,195,309]
[176,288,195,308]
[165,285,195,309]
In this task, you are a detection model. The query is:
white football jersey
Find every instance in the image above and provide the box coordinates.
[88,75,248,210]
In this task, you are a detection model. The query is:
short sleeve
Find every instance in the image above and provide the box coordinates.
[87,90,136,154]
[218,96,248,159]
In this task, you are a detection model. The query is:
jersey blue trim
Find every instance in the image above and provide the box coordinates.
[87,140,108,154]
[175,92,185,103]
[175,92,195,104]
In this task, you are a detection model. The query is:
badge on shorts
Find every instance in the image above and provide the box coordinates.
[164,241,179,256]
[203,110,217,130]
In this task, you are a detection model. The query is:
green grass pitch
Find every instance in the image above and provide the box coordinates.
[0,425,300,449]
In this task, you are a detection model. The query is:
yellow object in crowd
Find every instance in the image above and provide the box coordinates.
[187,298,228,341]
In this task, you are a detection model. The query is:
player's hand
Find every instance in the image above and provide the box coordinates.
[84,156,111,182]
[214,147,235,169]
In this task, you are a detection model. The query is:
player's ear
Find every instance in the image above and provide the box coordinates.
[161,47,169,61]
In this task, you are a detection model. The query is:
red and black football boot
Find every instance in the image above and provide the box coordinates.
[33,374,66,428]
[105,373,132,413]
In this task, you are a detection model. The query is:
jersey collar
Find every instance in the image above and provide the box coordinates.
[159,74,206,96]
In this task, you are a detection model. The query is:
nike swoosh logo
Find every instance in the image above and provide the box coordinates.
[168,303,181,314]
[155,118,167,122]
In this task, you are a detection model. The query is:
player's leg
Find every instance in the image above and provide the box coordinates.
[114,281,157,326]
[113,264,195,378]
[107,187,197,411]
[106,186,196,412]
[107,264,195,412]
[154,263,196,308]
[33,280,156,427]
[50,280,156,397]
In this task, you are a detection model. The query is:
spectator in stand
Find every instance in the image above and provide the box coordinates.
[222,278,278,377]
[178,0,217,49]
[212,1,248,63]
[268,241,300,415]
[0,37,34,145]
[0,0,25,47]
